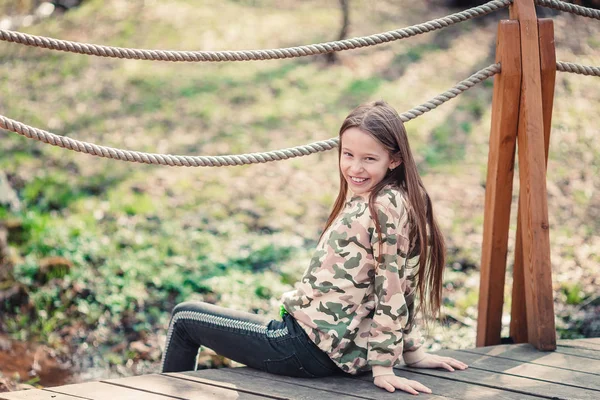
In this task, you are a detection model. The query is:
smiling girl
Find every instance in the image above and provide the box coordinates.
[161,101,467,395]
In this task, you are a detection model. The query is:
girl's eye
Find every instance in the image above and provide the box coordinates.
[366,157,376,161]
[343,152,353,157]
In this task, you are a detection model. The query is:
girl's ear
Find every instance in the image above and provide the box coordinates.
[389,157,402,171]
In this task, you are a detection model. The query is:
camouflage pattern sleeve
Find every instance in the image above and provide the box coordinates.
[401,256,426,365]
[368,200,418,377]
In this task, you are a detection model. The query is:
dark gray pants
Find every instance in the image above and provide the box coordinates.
[161,301,340,378]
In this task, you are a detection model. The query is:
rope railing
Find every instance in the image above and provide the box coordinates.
[398,63,501,120]
[0,0,512,62]
[556,61,600,76]
[0,63,501,167]
[535,0,600,20]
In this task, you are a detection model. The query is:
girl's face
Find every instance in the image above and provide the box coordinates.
[340,127,400,196]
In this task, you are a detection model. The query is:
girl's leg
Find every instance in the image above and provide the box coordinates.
[160,301,339,378]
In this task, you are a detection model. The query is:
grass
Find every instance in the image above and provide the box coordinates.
[341,77,384,106]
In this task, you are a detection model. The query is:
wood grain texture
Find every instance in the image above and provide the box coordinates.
[435,348,600,391]
[170,369,369,400]
[510,211,527,343]
[476,20,522,348]
[466,342,600,374]
[509,0,556,351]
[4,341,599,400]
[47,381,178,400]
[556,346,600,360]
[558,338,600,349]
[538,18,557,162]
[0,390,86,400]
[364,368,541,400]
[220,368,452,400]
[396,361,596,399]
[102,373,267,399]
[510,18,557,345]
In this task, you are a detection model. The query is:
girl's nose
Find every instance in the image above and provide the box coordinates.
[351,161,365,173]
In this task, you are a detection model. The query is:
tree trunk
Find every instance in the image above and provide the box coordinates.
[326,0,350,64]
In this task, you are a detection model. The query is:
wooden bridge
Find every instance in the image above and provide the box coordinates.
[2,339,599,400]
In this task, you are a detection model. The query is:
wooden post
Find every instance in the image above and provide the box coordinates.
[510,19,556,344]
[538,18,557,184]
[476,20,521,347]
[510,212,527,343]
[509,0,556,350]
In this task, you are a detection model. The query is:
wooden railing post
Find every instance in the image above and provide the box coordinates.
[510,18,556,345]
[509,0,556,351]
[476,20,521,347]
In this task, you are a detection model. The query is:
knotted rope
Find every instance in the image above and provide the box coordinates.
[556,61,600,76]
[0,0,512,62]
[0,64,500,167]
[535,0,600,20]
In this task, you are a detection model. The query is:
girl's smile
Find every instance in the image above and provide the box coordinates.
[349,176,368,184]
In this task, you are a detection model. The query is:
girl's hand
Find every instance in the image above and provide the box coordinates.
[408,354,468,371]
[373,375,432,395]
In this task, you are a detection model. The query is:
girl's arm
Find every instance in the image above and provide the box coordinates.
[400,266,427,366]
[366,202,413,377]
[368,204,466,394]
[402,249,468,373]
[367,202,435,395]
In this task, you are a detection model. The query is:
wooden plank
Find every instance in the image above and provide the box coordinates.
[363,369,541,400]
[476,19,522,347]
[10,341,600,400]
[509,17,557,345]
[580,338,600,346]
[509,0,556,351]
[558,338,600,349]
[222,366,540,399]
[102,374,267,399]
[556,346,600,360]
[220,367,452,400]
[396,360,594,400]
[171,369,365,400]
[464,344,600,375]
[0,390,86,400]
[45,381,179,400]
[436,349,600,391]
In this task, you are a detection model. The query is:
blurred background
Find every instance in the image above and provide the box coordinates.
[0,0,598,392]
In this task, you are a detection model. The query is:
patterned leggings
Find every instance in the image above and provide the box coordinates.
[160,301,340,378]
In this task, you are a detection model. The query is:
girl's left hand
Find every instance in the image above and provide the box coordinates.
[407,354,468,372]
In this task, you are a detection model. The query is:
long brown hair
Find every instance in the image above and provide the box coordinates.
[321,100,446,320]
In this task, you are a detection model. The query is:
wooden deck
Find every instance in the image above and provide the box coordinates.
[2,339,599,400]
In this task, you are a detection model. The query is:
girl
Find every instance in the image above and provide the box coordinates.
[161,101,468,395]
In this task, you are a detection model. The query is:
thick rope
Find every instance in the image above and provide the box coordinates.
[0,0,512,62]
[400,63,500,121]
[0,64,500,167]
[557,61,600,76]
[535,0,600,20]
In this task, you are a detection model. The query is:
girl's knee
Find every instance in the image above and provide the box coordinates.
[172,300,208,316]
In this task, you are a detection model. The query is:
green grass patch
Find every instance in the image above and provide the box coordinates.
[457,99,486,119]
[424,124,465,167]
[254,63,300,84]
[21,171,123,212]
[382,43,442,81]
[340,77,383,107]
[561,282,586,306]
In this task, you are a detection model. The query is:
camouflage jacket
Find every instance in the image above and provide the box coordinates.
[281,185,426,377]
